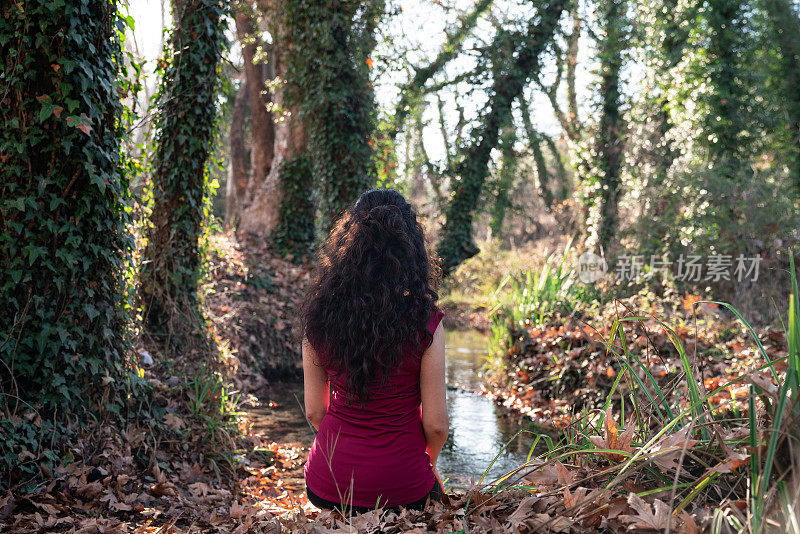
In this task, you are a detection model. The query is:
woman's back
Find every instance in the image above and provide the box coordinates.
[301,189,448,511]
[304,309,444,508]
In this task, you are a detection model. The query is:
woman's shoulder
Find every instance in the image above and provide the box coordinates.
[411,306,443,357]
[425,307,444,336]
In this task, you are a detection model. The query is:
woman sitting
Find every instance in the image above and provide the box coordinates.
[301,188,449,514]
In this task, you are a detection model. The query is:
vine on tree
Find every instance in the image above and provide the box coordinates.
[278,0,383,237]
[139,0,228,350]
[272,154,315,259]
[0,0,140,487]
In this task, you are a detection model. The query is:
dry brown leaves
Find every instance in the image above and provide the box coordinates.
[486,293,786,431]
[588,407,637,463]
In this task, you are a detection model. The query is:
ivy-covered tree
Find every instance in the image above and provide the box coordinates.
[234,2,275,208]
[389,0,494,138]
[1,0,134,481]
[489,126,518,236]
[225,78,249,226]
[238,0,315,255]
[587,0,627,251]
[437,0,569,274]
[519,94,570,216]
[688,0,755,249]
[630,0,693,255]
[280,0,383,236]
[139,0,227,348]
[762,0,800,193]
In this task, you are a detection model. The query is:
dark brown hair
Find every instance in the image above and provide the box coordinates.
[301,189,440,402]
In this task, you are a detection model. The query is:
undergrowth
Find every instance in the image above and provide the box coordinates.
[478,254,800,532]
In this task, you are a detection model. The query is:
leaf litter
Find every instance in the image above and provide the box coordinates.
[2,235,788,532]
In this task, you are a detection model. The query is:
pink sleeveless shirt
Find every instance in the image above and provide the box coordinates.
[304,309,444,508]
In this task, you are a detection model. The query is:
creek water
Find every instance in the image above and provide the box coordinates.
[253,329,549,492]
[437,329,548,490]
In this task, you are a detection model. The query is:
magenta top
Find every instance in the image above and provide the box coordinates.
[304,308,445,508]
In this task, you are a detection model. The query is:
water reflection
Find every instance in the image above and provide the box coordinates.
[437,330,548,490]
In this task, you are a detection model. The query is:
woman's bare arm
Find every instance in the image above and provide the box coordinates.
[302,337,329,430]
[420,322,449,468]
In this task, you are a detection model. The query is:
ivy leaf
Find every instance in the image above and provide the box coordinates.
[84,303,100,321]
[66,114,93,136]
[39,101,58,121]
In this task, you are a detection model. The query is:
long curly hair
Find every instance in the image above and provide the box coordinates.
[301,189,440,402]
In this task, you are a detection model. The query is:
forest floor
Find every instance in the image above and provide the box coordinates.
[3,235,792,532]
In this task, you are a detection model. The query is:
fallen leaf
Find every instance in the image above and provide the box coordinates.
[711,451,750,474]
[563,486,588,510]
[678,511,700,534]
[163,413,185,431]
[507,495,542,527]
[620,493,674,531]
[651,426,698,473]
[150,481,177,497]
[589,407,637,462]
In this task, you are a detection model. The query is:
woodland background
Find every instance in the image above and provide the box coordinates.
[1,0,800,531]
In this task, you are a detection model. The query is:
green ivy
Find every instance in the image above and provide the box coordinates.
[489,126,518,236]
[278,0,383,237]
[437,0,569,275]
[0,0,138,487]
[272,154,315,259]
[587,0,627,251]
[139,0,228,348]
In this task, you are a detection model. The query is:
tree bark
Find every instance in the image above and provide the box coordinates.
[239,100,307,236]
[234,6,275,207]
[140,0,226,348]
[519,95,555,212]
[762,0,800,193]
[225,78,248,227]
[593,0,626,252]
[1,0,131,414]
[489,126,517,236]
[239,0,309,238]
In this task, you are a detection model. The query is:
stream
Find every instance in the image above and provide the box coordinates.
[250,329,548,493]
[437,329,547,490]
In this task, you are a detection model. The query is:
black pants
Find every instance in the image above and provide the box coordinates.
[306,479,444,514]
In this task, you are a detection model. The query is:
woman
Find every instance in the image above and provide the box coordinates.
[301,189,449,514]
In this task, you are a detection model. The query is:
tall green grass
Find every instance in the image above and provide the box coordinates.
[488,241,600,361]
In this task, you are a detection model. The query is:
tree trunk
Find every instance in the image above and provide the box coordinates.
[519,96,555,212]
[239,0,310,239]
[703,0,749,243]
[239,99,308,236]
[437,0,568,275]
[593,0,626,252]
[489,126,517,236]
[235,6,275,207]
[140,0,226,349]
[225,78,249,227]
[273,0,382,237]
[389,0,493,138]
[1,0,130,418]
[762,0,800,194]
